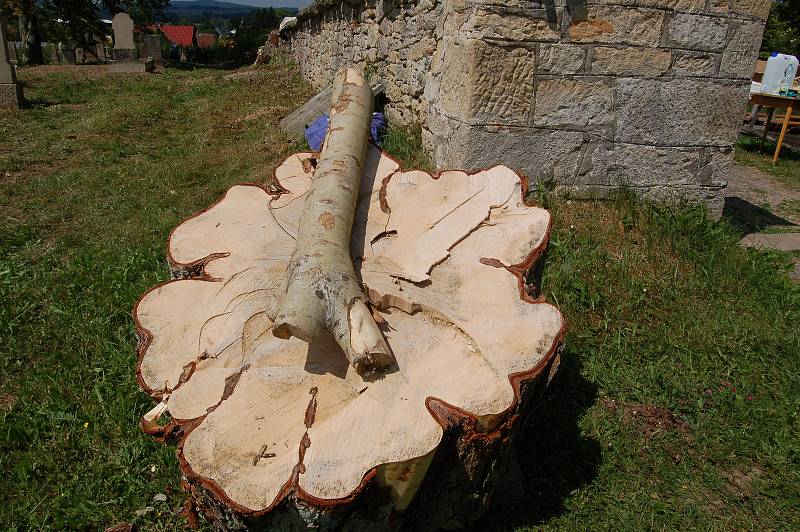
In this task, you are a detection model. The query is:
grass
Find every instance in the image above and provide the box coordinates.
[472,192,800,530]
[735,134,800,188]
[0,64,312,530]
[1,66,799,530]
[381,123,434,171]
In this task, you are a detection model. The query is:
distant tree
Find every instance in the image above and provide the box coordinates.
[40,0,105,50]
[2,0,44,65]
[761,0,800,58]
[233,7,279,58]
[40,0,170,50]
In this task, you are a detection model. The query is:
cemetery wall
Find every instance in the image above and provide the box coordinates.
[285,0,772,210]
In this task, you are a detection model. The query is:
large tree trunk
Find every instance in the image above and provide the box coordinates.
[134,67,565,530]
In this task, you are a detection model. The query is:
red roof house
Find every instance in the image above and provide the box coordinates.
[159,25,196,48]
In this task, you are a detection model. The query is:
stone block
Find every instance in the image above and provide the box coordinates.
[568,7,665,47]
[664,13,729,52]
[440,39,534,125]
[616,78,749,146]
[533,78,614,130]
[108,58,154,73]
[730,0,772,19]
[697,148,733,187]
[459,126,587,183]
[61,48,76,65]
[0,60,14,84]
[672,50,718,76]
[719,20,764,79]
[707,0,730,13]
[112,48,137,61]
[0,82,22,108]
[143,35,163,60]
[590,46,671,76]
[586,0,706,12]
[466,9,560,42]
[537,43,586,75]
[408,37,436,61]
[576,142,704,187]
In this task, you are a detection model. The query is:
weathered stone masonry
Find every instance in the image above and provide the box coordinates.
[284,0,770,210]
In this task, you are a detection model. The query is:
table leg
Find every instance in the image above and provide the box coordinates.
[762,107,774,149]
[773,104,793,164]
[750,104,760,127]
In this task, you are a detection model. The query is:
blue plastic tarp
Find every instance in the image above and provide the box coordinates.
[305,112,387,152]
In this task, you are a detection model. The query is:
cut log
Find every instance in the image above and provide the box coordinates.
[273,67,392,375]
[135,145,564,529]
[134,84,565,529]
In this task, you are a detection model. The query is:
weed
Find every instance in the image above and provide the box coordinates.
[380,123,434,171]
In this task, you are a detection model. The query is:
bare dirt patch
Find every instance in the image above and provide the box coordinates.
[0,390,17,411]
[602,398,690,441]
[721,465,765,500]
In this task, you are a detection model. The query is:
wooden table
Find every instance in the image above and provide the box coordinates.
[749,93,798,164]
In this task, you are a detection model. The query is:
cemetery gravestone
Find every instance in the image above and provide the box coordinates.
[110,12,154,73]
[59,44,76,65]
[112,13,136,61]
[142,35,164,68]
[0,16,23,108]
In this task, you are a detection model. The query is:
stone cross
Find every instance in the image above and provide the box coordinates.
[0,16,23,108]
[112,12,136,61]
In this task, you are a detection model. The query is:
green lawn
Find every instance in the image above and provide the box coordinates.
[2,66,799,530]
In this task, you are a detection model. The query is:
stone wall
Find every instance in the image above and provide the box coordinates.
[284,0,770,210]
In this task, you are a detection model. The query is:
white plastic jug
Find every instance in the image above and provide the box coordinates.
[761,52,799,95]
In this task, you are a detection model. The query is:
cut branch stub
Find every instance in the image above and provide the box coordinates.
[272,67,393,375]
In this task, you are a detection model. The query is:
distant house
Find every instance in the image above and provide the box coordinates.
[197,33,217,49]
[157,25,196,48]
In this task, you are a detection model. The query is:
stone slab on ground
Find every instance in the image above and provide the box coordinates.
[740,232,800,251]
[108,58,154,74]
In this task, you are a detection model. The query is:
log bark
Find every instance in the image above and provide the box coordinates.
[272,67,393,375]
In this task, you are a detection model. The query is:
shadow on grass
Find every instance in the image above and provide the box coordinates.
[469,349,601,530]
[722,196,798,235]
